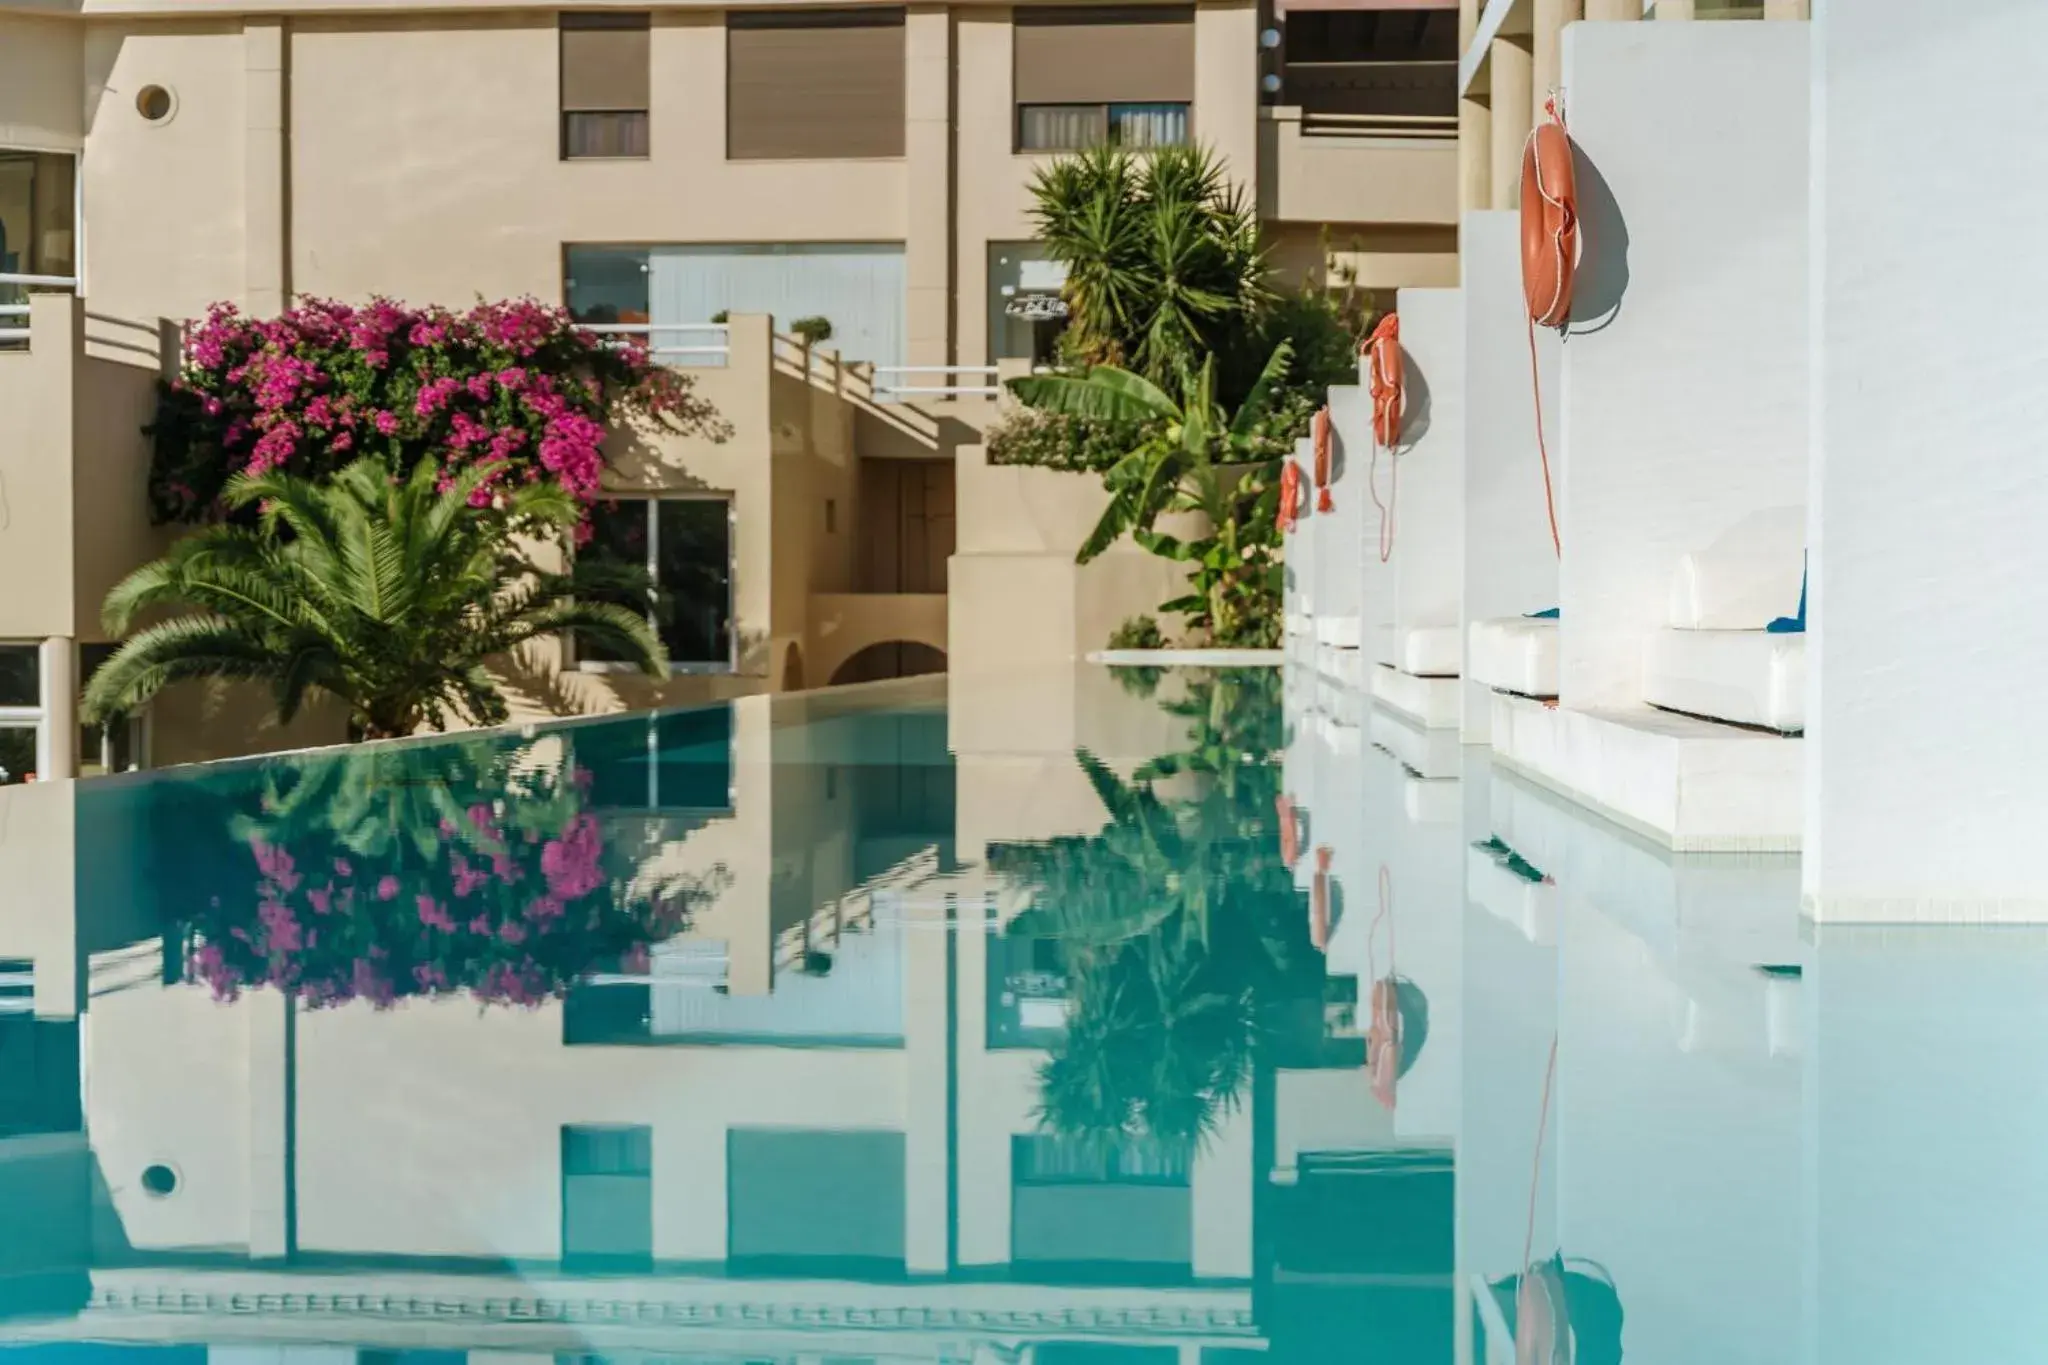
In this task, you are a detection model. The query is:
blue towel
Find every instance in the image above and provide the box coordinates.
[1526,607,1560,620]
[1767,557,1807,635]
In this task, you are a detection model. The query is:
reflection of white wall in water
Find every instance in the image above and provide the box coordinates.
[87,983,258,1254]
[1275,1069,1394,1173]
[649,912,905,1041]
[1323,745,1461,1145]
[1554,899,1800,1365]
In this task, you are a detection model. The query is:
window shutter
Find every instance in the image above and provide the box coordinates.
[1013,6,1195,106]
[727,9,907,160]
[561,12,651,113]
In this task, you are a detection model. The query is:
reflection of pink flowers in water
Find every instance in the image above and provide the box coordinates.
[190,760,704,1011]
[542,815,605,900]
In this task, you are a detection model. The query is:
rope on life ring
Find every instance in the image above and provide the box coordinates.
[1311,406,1335,514]
[1275,792,1303,869]
[1364,313,1403,563]
[1520,97,1578,557]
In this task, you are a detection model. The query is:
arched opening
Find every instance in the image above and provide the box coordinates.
[829,641,947,687]
[781,643,805,692]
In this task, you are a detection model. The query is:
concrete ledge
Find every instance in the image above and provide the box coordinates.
[1314,643,1365,691]
[1370,665,1461,730]
[1488,694,1803,851]
[1370,703,1462,781]
[1088,649,1283,666]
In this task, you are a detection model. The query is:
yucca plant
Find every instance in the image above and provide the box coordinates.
[1006,342,1293,646]
[83,456,666,739]
[1027,144,1268,397]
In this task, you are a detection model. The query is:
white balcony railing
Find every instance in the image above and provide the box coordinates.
[0,272,80,345]
[577,321,731,367]
[873,364,1001,402]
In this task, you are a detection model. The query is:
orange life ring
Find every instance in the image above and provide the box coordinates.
[1365,314,1402,449]
[1276,458,1304,534]
[1276,793,1302,869]
[1311,406,1334,513]
[1520,112,1578,329]
[1310,845,1334,950]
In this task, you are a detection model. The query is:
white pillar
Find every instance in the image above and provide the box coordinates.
[39,636,76,781]
[1805,0,2048,919]
[243,21,288,315]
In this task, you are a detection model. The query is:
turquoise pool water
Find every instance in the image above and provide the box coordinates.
[2,664,2045,1363]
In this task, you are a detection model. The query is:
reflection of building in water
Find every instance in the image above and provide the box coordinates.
[4,678,1375,1360]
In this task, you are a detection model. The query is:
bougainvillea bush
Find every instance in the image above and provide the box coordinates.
[183,737,725,1009]
[148,297,725,527]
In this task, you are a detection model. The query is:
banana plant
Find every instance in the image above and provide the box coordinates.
[1005,342,1294,647]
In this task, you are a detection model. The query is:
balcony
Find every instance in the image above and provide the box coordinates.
[1259,102,1459,226]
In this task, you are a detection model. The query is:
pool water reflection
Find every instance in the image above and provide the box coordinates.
[3,665,2048,1363]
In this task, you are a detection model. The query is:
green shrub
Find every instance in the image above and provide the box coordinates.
[790,315,833,346]
[1108,615,1166,651]
[986,406,1148,473]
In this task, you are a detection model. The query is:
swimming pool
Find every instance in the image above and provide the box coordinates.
[1,664,2044,1363]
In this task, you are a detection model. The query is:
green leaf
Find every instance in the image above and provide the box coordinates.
[1008,367,1180,425]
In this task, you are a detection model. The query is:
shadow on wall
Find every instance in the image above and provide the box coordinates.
[1399,341,1435,448]
[830,642,947,687]
[1566,140,1630,336]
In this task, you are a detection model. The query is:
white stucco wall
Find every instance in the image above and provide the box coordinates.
[1388,287,1465,646]
[1803,0,2048,919]
[1555,22,1810,709]
[1328,381,1393,650]
[1314,386,1366,631]
[1459,211,1563,740]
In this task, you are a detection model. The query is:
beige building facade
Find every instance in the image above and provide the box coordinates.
[1,0,1462,779]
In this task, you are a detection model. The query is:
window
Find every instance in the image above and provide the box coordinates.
[988,242,1069,364]
[561,1125,653,1269]
[79,644,144,778]
[0,644,145,783]
[1017,101,1189,152]
[564,244,650,327]
[1,150,78,351]
[560,13,651,159]
[727,1129,906,1270]
[567,241,907,369]
[577,497,734,671]
[727,9,906,161]
[0,645,41,786]
[1013,7,1193,153]
[1010,1132,1192,1267]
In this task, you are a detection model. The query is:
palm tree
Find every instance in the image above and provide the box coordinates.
[83,456,666,739]
[1006,343,1292,646]
[1028,144,1268,394]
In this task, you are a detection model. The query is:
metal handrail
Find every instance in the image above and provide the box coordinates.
[873,363,1001,402]
[0,274,79,344]
[577,320,731,363]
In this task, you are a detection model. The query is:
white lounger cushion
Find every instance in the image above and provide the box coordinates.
[1315,615,1361,649]
[1375,624,1460,677]
[1667,506,1806,630]
[1643,628,1805,732]
[1468,617,1559,698]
